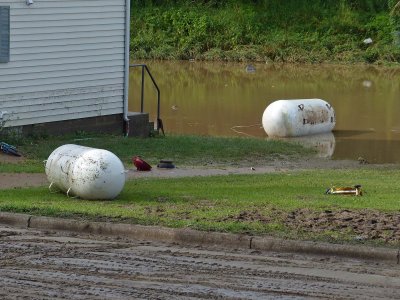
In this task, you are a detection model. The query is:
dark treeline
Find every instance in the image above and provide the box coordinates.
[130,0,400,64]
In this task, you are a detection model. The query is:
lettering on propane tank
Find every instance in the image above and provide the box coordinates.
[303,118,325,125]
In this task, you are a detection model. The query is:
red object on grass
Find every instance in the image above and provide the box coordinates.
[132,156,152,171]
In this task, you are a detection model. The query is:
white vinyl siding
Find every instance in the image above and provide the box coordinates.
[0,0,127,127]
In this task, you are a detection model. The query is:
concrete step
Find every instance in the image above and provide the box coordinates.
[127,112,153,137]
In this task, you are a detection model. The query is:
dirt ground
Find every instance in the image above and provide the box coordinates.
[0,224,399,299]
[222,208,400,244]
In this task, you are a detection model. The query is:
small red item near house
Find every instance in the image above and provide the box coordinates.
[132,156,152,171]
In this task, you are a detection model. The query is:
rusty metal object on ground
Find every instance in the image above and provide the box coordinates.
[325,185,363,196]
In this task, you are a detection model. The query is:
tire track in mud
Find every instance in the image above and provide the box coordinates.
[0,226,399,299]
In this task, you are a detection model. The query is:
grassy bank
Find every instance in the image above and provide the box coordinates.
[1,133,399,246]
[1,168,400,246]
[131,0,400,64]
[0,133,309,173]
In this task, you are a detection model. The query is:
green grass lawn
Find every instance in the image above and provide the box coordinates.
[1,133,398,245]
[0,134,310,173]
[1,168,399,245]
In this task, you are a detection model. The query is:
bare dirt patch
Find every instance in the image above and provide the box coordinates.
[0,153,25,164]
[0,173,48,189]
[223,208,400,243]
[0,153,48,189]
[284,208,400,243]
[220,208,400,244]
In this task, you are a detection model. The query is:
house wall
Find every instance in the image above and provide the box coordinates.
[0,0,127,130]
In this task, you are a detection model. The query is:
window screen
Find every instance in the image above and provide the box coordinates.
[0,6,10,63]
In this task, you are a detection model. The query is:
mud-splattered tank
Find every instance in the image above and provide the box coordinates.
[262,99,336,137]
[45,144,125,200]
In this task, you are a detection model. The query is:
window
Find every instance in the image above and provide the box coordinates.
[0,6,10,63]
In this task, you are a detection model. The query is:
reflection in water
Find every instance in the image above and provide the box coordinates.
[129,61,400,163]
[270,133,336,158]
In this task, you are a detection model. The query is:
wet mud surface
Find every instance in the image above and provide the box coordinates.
[223,209,400,244]
[284,209,400,243]
[1,225,399,299]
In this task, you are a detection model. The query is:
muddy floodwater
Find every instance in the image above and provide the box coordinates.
[129,61,400,163]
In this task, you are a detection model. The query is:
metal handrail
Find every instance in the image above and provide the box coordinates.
[130,64,163,134]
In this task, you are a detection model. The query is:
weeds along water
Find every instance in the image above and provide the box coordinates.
[130,1,400,64]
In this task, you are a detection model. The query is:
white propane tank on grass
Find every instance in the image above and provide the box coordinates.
[262,99,336,137]
[45,144,125,200]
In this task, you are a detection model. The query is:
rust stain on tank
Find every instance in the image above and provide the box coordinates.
[302,107,330,126]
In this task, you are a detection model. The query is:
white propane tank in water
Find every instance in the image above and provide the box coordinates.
[45,144,125,200]
[262,99,336,137]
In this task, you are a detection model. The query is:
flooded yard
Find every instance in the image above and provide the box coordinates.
[129,61,400,163]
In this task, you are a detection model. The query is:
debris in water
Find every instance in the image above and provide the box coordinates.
[230,123,261,137]
[362,80,372,88]
[245,64,256,73]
